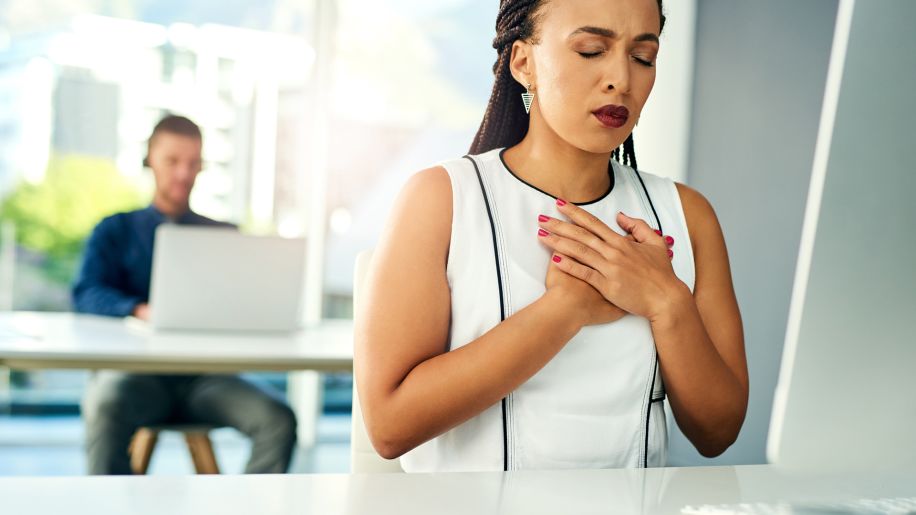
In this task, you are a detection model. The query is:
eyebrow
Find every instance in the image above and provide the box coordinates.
[569,26,660,44]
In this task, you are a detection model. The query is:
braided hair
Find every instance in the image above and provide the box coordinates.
[470,0,666,172]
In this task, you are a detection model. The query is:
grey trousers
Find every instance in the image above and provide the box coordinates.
[81,372,297,475]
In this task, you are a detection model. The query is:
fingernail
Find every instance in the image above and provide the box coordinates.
[538,214,550,223]
[556,198,567,207]
[552,255,562,263]
[665,236,675,245]
[668,249,674,258]
[654,230,662,236]
[538,228,549,237]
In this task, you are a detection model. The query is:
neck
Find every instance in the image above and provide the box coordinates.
[502,122,614,204]
[152,196,189,220]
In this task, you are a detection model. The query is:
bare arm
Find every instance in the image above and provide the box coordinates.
[650,183,748,457]
[354,167,617,459]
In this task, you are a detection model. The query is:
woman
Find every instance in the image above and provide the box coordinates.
[355,0,748,472]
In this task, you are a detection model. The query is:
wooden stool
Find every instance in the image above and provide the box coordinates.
[129,425,220,474]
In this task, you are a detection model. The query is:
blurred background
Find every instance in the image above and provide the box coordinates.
[0,0,841,475]
[0,0,502,475]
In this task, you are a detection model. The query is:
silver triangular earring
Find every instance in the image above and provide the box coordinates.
[522,83,535,114]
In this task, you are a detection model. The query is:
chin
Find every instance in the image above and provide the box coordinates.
[558,125,631,155]
[568,135,625,155]
[169,195,191,207]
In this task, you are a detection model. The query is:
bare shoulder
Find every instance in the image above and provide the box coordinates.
[674,182,724,253]
[375,166,453,269]
[387,166,452,242]
[401,166,451,206]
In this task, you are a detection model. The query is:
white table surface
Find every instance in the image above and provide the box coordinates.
[0,465,913,515]
[0,312,353,373]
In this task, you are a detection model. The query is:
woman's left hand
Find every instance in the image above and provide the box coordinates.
[537,199,686,322]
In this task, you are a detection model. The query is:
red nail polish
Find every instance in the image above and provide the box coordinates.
[668,249,674,258]
[654,230,662,236]
[666,236,675,245]
[552,255,562,263]
[538,228,549,237]
[556,198,567,207]
[538,214,550,223]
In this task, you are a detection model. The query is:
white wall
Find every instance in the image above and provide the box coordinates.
[667,0,840,466]
[634,0,696,183]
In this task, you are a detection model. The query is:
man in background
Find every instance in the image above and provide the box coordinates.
[73,115,297,474]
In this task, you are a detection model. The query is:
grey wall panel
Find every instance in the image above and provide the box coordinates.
[668,0,839,466]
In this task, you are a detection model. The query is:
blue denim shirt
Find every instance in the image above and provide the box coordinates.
[72,205,235,317]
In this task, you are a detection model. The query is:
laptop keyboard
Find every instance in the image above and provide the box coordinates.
[681,496,916,514]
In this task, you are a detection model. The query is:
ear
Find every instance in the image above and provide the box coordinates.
[509,39,536,90]
[144,140,153,168]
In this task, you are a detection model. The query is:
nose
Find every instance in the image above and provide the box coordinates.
[175,162,198,183]
[604,51,632,94]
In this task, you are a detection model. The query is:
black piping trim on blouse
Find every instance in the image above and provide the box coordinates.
[634,169,663,238]
[644,360,659,468]
[498,148,616,206]
[464,155,510,472]
[633,167,663,469]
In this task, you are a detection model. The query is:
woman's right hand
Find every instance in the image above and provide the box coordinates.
[544,253,628,327]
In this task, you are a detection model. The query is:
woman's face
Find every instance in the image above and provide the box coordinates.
[520,0,661,153]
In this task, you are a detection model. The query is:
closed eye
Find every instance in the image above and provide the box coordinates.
[633,56,655,67]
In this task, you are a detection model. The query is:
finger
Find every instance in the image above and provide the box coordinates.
[654,230,675,248]
[550,253,604,290]
[617,212,666,248]
[554,199,625,247]
[538,229,608,273]
[538,214,613,258]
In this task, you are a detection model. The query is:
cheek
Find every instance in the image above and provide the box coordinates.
[155,170,181,189]
[153,169,169,187]
[537,61,595,120]
[632,70,657,114]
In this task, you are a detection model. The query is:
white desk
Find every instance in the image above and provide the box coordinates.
[0,312,353,374]
[0,465,913,514]
[0,311,353,446]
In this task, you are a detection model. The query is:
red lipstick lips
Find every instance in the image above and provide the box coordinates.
[593,105,630,129]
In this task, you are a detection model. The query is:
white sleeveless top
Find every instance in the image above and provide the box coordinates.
[400,148,696,472]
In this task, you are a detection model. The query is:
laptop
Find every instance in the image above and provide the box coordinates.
[766,0,916,471]
[149,225,306,333]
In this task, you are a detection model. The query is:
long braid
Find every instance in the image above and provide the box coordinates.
[623,134,637,170]
[469,0,544,155]
[470,0,666,173]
